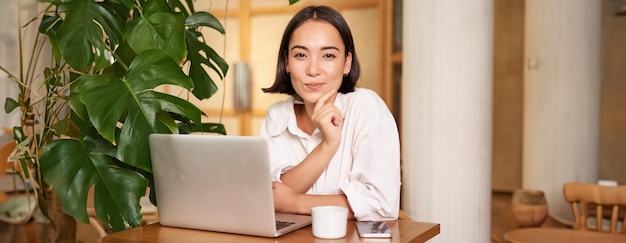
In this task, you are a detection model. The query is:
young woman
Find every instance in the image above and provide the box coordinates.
[260,5,400,221]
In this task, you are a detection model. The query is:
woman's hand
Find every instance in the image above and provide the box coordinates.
[311,89,343,146]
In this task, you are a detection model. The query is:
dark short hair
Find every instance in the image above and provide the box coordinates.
[262,5,360,95]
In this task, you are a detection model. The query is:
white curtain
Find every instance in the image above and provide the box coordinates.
[0,0,38,131]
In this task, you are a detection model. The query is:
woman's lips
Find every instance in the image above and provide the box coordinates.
[305,83,324,90]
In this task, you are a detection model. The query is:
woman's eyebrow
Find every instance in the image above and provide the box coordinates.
[290,45,308,51]
[321,46,340,51]
[290,45,340,52]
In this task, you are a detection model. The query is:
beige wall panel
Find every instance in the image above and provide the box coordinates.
[342,8,379,93]
[194,0,238,11]
[250,116,266,136]
[250,14,293,111]
[599,0,626,185]
[251,0,294,8]
[491,0,524,191]
[202,115,241,135]
[251,0,355,9]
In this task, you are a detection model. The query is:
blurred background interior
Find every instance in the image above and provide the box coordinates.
[0,0,625,242]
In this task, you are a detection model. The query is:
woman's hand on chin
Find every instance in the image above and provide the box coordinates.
[312,89,342,146]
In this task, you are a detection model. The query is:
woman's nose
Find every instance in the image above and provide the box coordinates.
[305,57,320,77]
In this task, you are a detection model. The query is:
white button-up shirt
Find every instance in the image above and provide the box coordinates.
[260,88,400,221]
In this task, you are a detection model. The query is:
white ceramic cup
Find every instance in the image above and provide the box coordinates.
[311,206,349,239]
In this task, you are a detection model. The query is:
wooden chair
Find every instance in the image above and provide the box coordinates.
[0,138,15,204]
[563,182,626,234]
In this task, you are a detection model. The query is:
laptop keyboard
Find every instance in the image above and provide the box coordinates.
[276,220,295,230]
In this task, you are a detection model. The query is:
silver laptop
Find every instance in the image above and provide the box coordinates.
[149,134,312,237]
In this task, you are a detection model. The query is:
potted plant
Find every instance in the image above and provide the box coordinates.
[2,0,229,241]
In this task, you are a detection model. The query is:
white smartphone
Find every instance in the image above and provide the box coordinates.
[356,221,392,238]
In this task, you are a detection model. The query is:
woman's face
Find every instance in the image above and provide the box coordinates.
[285,20,352,105]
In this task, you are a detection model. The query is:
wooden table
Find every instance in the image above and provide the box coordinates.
[101,220,440,243]
[504,227,626,243]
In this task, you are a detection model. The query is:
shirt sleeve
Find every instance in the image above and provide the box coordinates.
[340,95,401,221]
[259,99,294,182]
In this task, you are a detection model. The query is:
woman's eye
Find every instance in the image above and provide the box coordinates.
[294,53,306,58]
[323,53,336,59]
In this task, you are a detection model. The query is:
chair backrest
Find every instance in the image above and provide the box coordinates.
[0,130,14,204]
[0,127,14,175]
[563,182,626,234]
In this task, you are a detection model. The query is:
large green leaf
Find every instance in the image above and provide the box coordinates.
[56,0,124,71]
[182,11,228,99]
[40,138,148,232]
[78,49,202,172]
[127,0,187,63]
[111,0,134,10]
[185,12,224,34]
[69,78,89,122]
[185,29,228,99]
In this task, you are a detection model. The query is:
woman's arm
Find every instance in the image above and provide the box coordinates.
[280,90,343,193]
[272,181,355,218]
[278,140,338,193]
[342,115,400,220]
[339,90,401,220]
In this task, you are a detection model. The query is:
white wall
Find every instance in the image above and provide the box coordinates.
[0,0,21,129]
[401,0,494,242]
[0,0,39,129]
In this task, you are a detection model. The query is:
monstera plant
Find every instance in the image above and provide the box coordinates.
[2,0,229,241]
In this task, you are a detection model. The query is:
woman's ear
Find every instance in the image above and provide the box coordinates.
[343,52,353,75]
